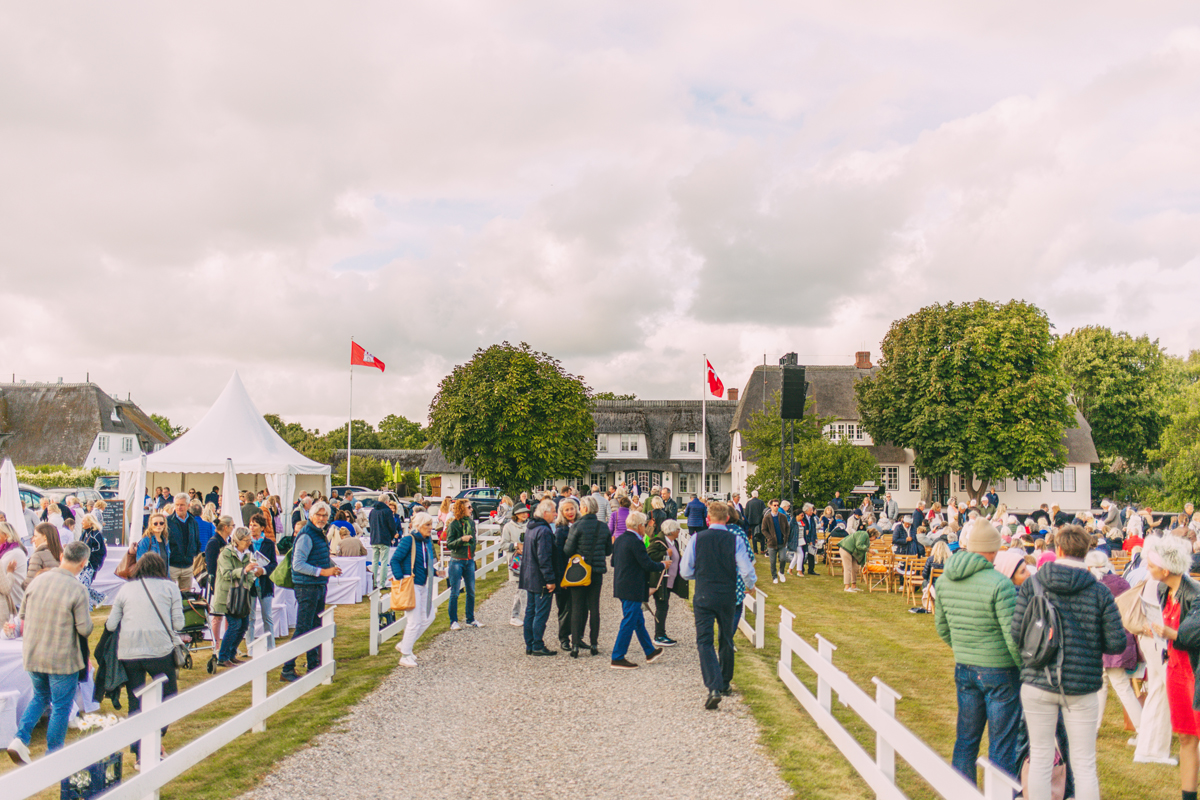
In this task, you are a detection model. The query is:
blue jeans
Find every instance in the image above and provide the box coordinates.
[523,591,553,650]
[447,559,475,624]
[16,672,79,752]
[218,613,248,662]
[283,583,327,675]
[953,663,1023,784]
[612,600,655,661]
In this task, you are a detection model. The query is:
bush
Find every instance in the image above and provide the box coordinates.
[17,465,115,489]
[332,456,389,490]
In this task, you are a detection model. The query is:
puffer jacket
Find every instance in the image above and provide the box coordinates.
[1011,560,1126,695]
[1098,571,1139,670]
[563,513,612,575]
[934,551,1022,669]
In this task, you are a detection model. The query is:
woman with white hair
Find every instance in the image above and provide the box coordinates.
[1148,537,1200,792]
[0,522,29,620]
[1085,550,1142,745]
[390,512,445,667]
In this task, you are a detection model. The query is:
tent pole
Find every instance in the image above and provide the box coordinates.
[348,337,354,488]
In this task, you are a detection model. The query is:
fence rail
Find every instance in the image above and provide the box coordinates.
[776,605,1020,800]
[0,608,337,800]
[737,587,766,649]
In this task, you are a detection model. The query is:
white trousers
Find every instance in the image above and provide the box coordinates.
[1134,635,1172,760]
[397,580,436,657]
[1021,685,1102,800]
[1096,667,1142,732]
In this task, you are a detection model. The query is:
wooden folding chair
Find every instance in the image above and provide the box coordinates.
[905,557,926,605]
[865,550,893,593]
[826,539,844,578]
[925,567,944,613]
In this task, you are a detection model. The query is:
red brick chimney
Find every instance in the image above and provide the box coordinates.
[855,351,873,369]
[727,388,739,403]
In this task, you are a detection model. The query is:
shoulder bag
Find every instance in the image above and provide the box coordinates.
[139,579,190,668]
[390,535,417,612]
[561,554,592,588]
[115,541,139,580]
[270,546,294,590]
[1116,580,1149,635]
[225,554,253,618]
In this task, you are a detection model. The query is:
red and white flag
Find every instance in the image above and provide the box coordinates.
[351,341,386,372]
[706,359,724,398]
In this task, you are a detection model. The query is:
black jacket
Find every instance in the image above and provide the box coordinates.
[553,523,570,582]
[611,530,664,604]
[368,505,399,547]
[563,514,612,575]
[166,512,201,567]
[1012,561,1126,695]
[744,497,765,527]
[91,624,127,709]
[1164,577,1200,709]
[519,517,557,593]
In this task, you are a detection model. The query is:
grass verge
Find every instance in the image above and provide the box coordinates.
[2,568,510,799]
[730,561,1174,800]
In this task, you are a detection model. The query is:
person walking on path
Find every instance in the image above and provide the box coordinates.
[609,493,631,540]
[248,514,278,650]
[679,500,755,710]
[369,499,399,590]
[521,500,559,656]
[553,498,578,650]
[685,494,707,531]
[166,493,200,594]
[502,505,530,626]
[1084,551,1142,745]
[6,540,93,764]
[213,528,265,668]
[445,499,482,631]
[933,521,1023,785]
[391,512,445,667]
[648,519,686,647]
[282,502,341,683]
[563,495,611,657]
[744,490,766,554]
[591,484,611,524]
[609,511,666,670]
[763,499,787,584]
[1013,524,1126,800]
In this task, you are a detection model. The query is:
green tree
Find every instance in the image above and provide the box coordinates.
[263,413,312,448]
[429,342,595,494]
[394,468,421,496]
[593,391,638,401]
[150,414,185,439]
[1059,326,1167,466]
[332,456,389,489]
[323,420,382,451]
[378,414,429,449]
[742,392,877,505]
[1149,371,1200,505]
[856,299,1073,503]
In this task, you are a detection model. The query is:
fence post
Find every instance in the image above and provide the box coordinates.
[368,588,380,656]
[779,606,795,674]
[320,608,336,684]
[979,758,1022,800]
[871,677,902,785]
[250,634,269,733]
[134,674,166,800]
[815,633,838,713]
[754,588,766,649]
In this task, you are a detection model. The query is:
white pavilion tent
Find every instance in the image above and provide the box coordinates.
[118,372,330,543]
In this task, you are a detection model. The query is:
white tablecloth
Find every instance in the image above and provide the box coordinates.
[333,557,372,596]
[90,555,128,606]
[0,639,99,725]
[273,589,297,629]
[325,576,362,605]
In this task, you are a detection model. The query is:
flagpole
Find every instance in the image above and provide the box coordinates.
[702,353,707,500]
[348,337,354,487]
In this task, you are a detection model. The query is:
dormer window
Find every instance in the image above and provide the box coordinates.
[678,433,698,453]
[620,434,639,453]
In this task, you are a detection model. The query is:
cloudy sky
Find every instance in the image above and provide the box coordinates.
[2,2,1198,433]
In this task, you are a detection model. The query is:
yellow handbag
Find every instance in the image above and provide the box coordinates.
[560,554,592,588]
[390,535,418,612]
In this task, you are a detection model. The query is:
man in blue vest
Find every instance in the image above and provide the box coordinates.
[282,502,342,683]
[680,500,756,709]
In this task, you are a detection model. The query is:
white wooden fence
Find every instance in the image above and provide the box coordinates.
[369,539,505,655]
[0,609,337,800]
[776,606,1021,800]
[736,586,766,649]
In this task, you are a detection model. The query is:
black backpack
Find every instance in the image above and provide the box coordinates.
[1018,574,1065,694]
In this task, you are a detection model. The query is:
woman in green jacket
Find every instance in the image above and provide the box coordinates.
[213,528,264,667]
[840,517,872,593]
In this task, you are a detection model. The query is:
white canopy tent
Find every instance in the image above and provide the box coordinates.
[118,372,331,543]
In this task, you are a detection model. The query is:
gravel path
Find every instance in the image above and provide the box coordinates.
[244,581,792,800]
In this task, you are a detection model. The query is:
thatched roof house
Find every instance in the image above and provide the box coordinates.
[0,382,171,468]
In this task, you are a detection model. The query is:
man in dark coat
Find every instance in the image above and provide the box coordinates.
[166,493,201,593]
[520,500,559,656]
[609,511,666,669]
[744,491,766,554]
[368,501,400,590]
[205,486,220,507]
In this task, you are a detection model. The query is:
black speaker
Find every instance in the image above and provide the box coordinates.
[780,366,807,420]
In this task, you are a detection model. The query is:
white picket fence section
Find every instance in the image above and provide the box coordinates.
[369,539,505,655]
[736,586,766,649]
[0,609,337,800]
[777,606,1021,800]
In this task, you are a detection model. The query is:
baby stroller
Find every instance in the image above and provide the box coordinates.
[177,590,212,670]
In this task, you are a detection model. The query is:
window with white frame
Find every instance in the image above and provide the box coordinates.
[704,473,720,495]
[98,435,109,452]
[678,433,698,453]
[908,466,920,492]
[121,436,134,453]
[677,474,695,495]
[462,473,479,490]
[992,478,1006,492]
[589,473,608,491]
[620,434,639,453]
[1049,467,1077,493]
[595,434,608,453]
[1015,477,1042,492]
[880,466,899,491]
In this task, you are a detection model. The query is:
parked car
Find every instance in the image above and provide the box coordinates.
[337,491,419,519]
[16,483,47,513]
[331,485,372,496]
[454,487,503,520]
[43,487,105,505]
[94,475,120,500]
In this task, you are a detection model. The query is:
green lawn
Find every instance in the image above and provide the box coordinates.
[2,568,510,800]
[730,560,1176,800]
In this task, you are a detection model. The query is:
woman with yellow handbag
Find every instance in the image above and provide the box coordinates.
[390,512,444,668]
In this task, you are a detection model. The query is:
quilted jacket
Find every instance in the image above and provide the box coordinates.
[934,551,1022,669]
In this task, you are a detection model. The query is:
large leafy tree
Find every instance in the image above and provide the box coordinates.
[378,413,429,449]
[1150,350,1200,506]
[856,299,1073,503]
[1059,326,1167,466]
[150,414,185,439]
[742,392,878,506]
[428,342,595,493]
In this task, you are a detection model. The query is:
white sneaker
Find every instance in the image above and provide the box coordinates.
[394,641,406,652]
[398,655,417,668]
[509,619,523,627]
[468,621,485,628]
[1126,736,1138,747]
[844,587,856,592]
[779,574,786,583]
[450,622,462,631]
[1133,755,1177,765]
[773,578,779,584]
[6,738,31,765]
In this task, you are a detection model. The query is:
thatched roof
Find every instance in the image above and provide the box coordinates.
[0,383,171,466]
[333,449,429,471]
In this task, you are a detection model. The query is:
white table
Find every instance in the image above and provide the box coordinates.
[325,576,362,605]
[333,556,372,597]
[273,588,297,629]
[0,639,99,726]
[90,555,128,606]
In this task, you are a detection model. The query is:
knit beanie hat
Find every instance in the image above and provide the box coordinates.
[966,521,1002,554]
[993,549,1026,580]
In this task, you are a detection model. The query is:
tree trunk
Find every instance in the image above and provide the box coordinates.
[965,474,986,505]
